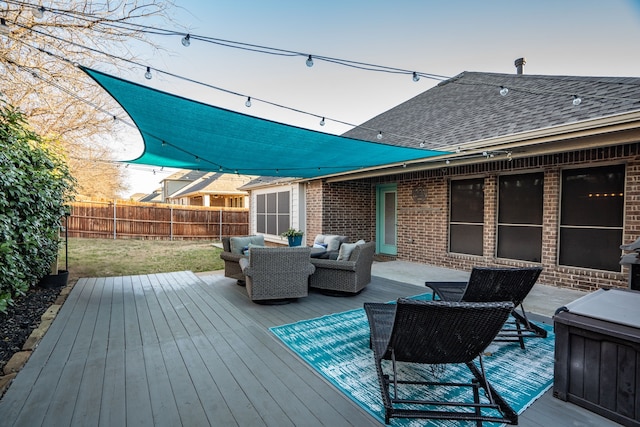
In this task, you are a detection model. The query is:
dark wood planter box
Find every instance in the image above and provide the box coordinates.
[553,288,640,427]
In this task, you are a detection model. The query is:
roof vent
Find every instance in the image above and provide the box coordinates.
[515,57,526,74]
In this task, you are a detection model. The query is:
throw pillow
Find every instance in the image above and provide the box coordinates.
[314,234,326,245]
[313,243,327,249]
[325,236,342,252]
[337,242,357,261]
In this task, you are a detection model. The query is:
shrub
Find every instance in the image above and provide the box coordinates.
[0,102,75,312]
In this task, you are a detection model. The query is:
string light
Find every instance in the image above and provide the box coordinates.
[144,66,152,80]
[306,55,313,67]
[500,86,509,96]
[377,131,383,140]
[319,117,325,126]
[245,96,251,107]
[0,18,9,35]
[419,141,425,148]
[32,6,45,19]
[573,95,582,106]
[181,34,191,47]
[412,72,420,82]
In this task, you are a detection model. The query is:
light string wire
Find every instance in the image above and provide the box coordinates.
[6,32,386,174]
[4,16,442,149]
[6,0,640,104]
[2,0,640,174]
[5,1,640,119]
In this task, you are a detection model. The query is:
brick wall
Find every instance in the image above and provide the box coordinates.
[305,143,640,292]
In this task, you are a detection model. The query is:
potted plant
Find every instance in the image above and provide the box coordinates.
[280,228,304,247]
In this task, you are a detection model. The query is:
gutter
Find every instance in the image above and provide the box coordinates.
[323,110,640,183]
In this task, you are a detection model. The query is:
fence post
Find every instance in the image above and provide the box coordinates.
[219,209,223,241]
[113,199,117,240]
[170,204,173,241]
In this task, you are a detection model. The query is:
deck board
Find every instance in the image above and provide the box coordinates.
[0,270,622,427]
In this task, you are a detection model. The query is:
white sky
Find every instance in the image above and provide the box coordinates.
[116,0,640,196]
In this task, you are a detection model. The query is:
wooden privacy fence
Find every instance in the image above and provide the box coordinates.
[67,199,249,240]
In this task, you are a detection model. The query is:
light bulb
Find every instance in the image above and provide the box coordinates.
[500,86,509,96]
[32,6,45,19]
[445,159,451,164]
[419,141,425,148]
[377,131,383,140]
[572,95,582,106]
[306,55,313,67]
[0,18,9,35]
[182,34,191,47]
[319,117,325,126]
[144,66,152,80]
[412,72,420,82]
[245,97,252,107]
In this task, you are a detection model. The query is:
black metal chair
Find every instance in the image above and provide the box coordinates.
[364,299,518,426]
[426,266,546,349]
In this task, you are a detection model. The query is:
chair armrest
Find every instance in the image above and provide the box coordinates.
[220,251,245,262]
[424,281,467,302]
[311,258,357,272]
[239,257,250,274]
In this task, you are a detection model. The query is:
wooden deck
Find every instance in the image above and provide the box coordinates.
[0,271,620,426]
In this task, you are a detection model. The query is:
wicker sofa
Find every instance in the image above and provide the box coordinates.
[219,235,265,283]
[309,241,376,295]
[239,246,315,303]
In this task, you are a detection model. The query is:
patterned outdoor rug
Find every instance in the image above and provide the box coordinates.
[270,296,555,426]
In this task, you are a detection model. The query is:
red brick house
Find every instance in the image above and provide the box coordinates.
[243,69,640,292]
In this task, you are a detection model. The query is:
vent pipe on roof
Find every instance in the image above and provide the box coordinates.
[515,57,526,74]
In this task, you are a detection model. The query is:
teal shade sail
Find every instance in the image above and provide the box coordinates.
[83,67,446,178]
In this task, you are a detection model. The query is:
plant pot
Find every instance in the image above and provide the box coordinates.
[287,236,303,247]
[37,270,69,289]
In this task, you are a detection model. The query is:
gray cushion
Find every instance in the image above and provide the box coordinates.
[337,240,366,261]
[230,235,265,254]
[337,242,357,261]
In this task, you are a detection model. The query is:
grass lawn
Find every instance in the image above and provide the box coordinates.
[58,238,224,283]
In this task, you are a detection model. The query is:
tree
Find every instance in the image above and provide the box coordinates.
[0,102,75,312]
[0,0,178,198]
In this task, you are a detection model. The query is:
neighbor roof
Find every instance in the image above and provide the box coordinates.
[343,72,640,150]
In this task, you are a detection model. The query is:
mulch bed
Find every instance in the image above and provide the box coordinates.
[0,286,63,372]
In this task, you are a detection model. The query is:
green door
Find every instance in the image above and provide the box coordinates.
[376,184,397,255]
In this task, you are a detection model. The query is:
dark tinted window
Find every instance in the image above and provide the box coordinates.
[450,178,484,255]
[559,165,624,271]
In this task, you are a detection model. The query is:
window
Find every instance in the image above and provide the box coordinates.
[256,191,290,235]
[449,178,484,255]
[559,165,624,271]
[497,173,543,262]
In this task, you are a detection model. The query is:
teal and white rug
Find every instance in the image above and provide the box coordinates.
[270,297,555,426]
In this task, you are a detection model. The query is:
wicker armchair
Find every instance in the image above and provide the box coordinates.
[220,235,264,284]
[309,241,376,295]
[426,266,546,349]
[364,299,517,425]
[239,247,315,303]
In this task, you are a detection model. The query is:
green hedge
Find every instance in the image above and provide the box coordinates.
[0,103,75,312]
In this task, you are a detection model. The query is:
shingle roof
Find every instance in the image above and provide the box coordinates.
[343,72,640,150]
